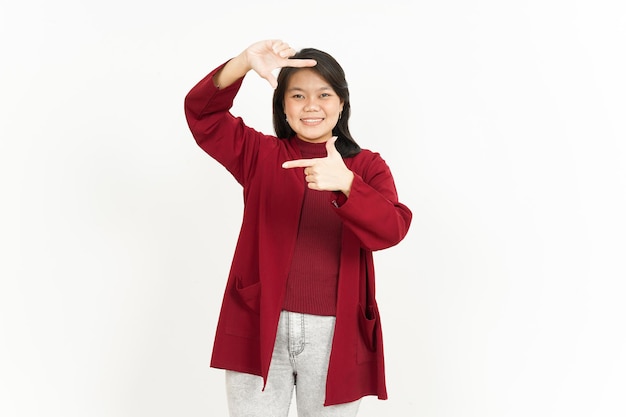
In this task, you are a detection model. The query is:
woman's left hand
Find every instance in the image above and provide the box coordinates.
[282,137,354,197]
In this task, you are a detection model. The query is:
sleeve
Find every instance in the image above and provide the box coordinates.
[331,153,412,251]
[183,62,277,186]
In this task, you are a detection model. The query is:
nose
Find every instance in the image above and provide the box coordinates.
[304,98,319,111]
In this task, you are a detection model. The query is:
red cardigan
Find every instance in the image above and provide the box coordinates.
[184,64,412,406]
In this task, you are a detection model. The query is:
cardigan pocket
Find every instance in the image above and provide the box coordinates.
[233,276,261,314]
[224,277,261,339]
[357,302,378,363]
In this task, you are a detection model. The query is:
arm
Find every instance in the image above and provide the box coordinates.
[184,40,317,183]
[183,63,253,184]
[332,153,412,251]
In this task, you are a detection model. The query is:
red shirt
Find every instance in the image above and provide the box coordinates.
[283,139,342,316]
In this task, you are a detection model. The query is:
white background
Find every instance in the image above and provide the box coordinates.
[2,0,625,416]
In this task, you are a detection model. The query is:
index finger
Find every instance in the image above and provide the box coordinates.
[282,158,317,169]
[284,58,317,68]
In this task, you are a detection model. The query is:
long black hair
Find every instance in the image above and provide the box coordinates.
[272,48,361,158]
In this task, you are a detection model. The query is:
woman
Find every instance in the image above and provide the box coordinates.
[184,39,412,417]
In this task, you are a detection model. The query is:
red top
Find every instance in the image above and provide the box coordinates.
[283,139,342,316]
[184,63,412,405]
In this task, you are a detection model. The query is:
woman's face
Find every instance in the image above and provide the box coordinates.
[283,69,344,143]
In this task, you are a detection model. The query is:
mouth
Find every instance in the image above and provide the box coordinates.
[301,118,324,125]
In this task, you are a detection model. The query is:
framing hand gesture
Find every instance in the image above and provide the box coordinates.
[245,40,317,88]
[282,137,355,196]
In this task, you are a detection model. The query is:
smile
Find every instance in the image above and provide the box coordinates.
[301,118,324,125]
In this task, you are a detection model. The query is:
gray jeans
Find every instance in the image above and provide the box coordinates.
[225,311,361,417]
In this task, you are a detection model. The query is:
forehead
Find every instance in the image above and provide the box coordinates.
[286,68,331,89]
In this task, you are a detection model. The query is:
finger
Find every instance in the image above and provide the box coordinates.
[269,39,287,53]
[278,48,296,58]
[274,43,296,59]
[257,70,279,89]
[282,158,317,169]
[265,74,278,89]
[325,136,339,155]
[284,58,317,68]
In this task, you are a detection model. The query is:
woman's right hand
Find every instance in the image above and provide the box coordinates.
[214,40,316,90]
[243,40,317,88]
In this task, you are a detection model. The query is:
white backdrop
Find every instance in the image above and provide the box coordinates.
[2,0,625,416]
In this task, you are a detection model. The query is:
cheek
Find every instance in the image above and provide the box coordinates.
[284,105,299,125]
[284,103,298,117]
[328,106,342,119]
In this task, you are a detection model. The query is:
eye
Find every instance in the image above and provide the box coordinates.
[292,94,304,99]
[320,93,331,98]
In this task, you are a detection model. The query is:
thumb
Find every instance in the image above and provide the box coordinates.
[260,71,278,89]
[326,136,339,156]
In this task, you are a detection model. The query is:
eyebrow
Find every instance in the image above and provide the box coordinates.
[286,86,333,93]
